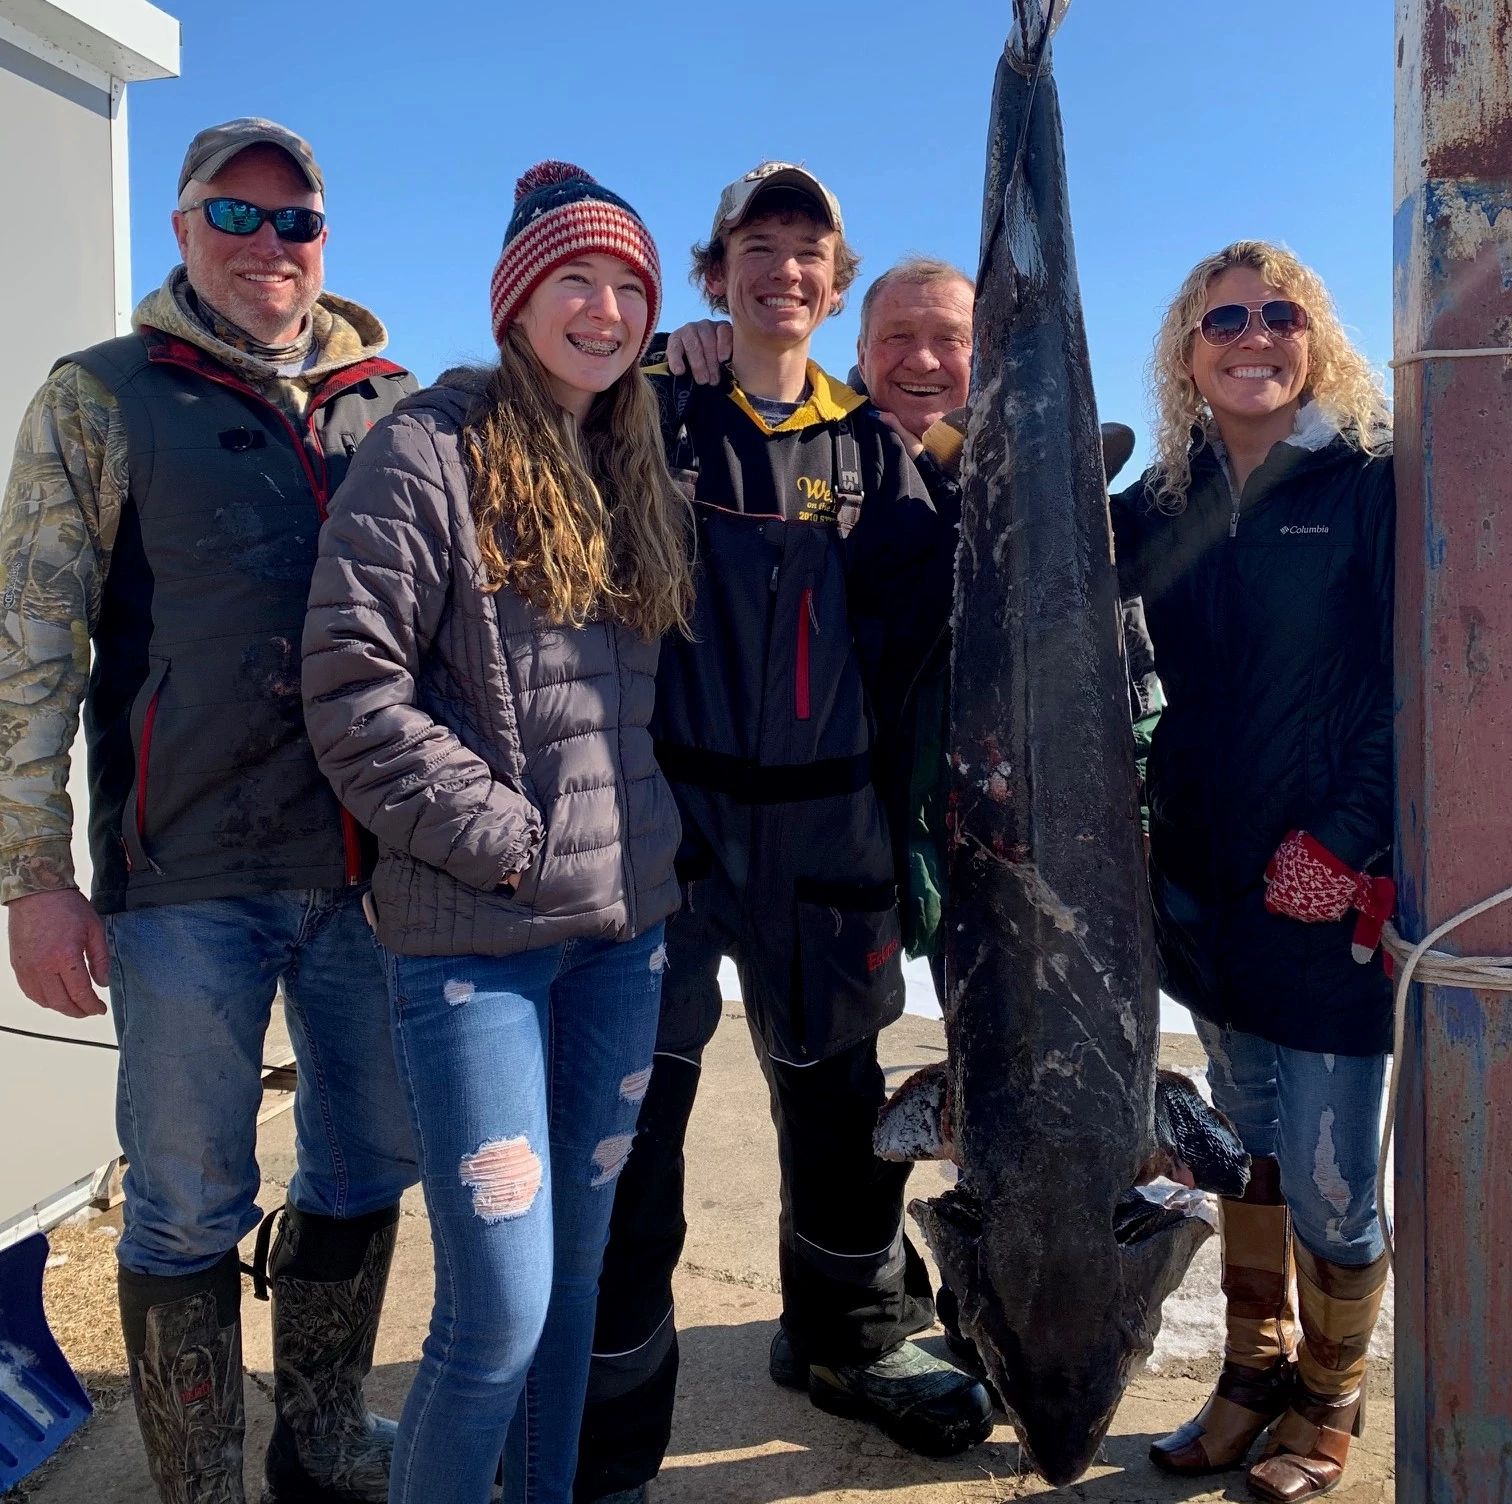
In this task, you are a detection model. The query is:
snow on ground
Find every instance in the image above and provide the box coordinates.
[717,955,1199,1034]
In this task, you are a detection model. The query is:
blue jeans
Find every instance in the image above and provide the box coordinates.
[1193,1017,1387,1265]
[106,889,417,1276]
[386,923,665,1504]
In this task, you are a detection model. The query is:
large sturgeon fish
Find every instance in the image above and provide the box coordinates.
[875,0,1247,1486]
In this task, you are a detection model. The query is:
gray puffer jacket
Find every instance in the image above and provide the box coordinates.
[302,373,680,956]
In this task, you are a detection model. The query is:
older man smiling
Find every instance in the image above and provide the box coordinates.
[854,256,974,448]
[0,118,417,1503]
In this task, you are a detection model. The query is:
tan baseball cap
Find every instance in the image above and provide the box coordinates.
[711,161,844,239]
[178,117,324,195]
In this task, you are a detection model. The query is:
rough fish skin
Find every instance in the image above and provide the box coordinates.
[900,1,1242,1485]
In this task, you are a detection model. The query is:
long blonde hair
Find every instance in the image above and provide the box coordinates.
[1147,240,1389,511]
[461,324,693,639]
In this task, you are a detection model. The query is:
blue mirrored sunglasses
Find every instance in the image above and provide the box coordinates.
[190,197,325,244]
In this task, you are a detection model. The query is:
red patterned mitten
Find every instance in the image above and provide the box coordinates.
[1264,831,1358,923]
[1264,830,1396,964]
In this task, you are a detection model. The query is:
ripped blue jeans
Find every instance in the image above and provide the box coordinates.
[1193,1017,1386,1266]
[385,923,665,1504]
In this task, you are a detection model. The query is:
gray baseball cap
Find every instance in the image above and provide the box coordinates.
[711,161,844,239]
[178,117,324,195]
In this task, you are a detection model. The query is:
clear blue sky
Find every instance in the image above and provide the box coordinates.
[126,0,1393,474]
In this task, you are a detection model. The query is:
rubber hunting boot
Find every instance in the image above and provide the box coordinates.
[259,1203,400,1504]
[119,1250,247,1503]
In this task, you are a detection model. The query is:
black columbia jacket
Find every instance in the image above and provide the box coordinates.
[649,361,955,1063]
[1112,422,1394,1055]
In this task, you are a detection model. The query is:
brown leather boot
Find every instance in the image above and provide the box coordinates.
[1247,1241,1389,1502]
[1151,1156,1297,1475]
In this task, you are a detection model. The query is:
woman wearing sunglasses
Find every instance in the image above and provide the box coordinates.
[1111,241,1393,1504]
[301,162,692,1504]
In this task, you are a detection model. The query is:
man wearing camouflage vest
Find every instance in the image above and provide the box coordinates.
[0,119,418,1504]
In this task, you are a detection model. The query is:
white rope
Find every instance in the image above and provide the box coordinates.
[1377,886,1512,1261]
[1389,346,1512,368]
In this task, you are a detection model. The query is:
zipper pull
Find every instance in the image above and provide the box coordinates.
[807,590,820,634]
[1229,508,1240,539]
[770,565,780,592]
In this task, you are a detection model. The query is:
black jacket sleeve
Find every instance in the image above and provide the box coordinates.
[1109,474,1152,599]
[1310,456,1396,870]
[843,419,956,895]
[845,418,956,737]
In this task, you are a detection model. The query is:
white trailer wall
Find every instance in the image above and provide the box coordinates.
[0,3,178,1243]
[0,35,118,410]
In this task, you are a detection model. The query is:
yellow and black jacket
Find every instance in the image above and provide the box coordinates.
[647,359,955,1063]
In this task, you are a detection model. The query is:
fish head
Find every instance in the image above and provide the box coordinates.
[914,1175,1214,1486]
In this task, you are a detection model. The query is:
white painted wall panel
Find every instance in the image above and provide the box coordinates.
[0,37,122,1230]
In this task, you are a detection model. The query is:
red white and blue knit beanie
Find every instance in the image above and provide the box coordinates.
[489,161,661,357]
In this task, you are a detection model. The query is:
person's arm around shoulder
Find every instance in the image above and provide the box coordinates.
[302,411,544,891]
[0,364,125,1016]
[663,320,732,386]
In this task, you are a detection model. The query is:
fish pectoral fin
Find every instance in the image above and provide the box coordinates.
[1113,1191,1214,1374]
[910,1185,982,1318]
[874,1062,953,1162]
[1151,1068,1252,1199]
[1114,1182,1215,1244]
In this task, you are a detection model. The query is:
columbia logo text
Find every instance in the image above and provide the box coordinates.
[1281,524,1330,535]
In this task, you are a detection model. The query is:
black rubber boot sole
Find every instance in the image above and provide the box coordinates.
[807,1371,994,1458]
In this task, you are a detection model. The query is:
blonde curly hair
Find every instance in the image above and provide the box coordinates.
[1147,240,1389,511]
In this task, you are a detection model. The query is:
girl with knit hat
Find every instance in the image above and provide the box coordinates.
[302,162,692,1504]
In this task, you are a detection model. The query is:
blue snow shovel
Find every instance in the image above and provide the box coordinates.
[0,1232,93,1488]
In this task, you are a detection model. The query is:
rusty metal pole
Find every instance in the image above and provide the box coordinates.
[1393,3,1512,1497]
